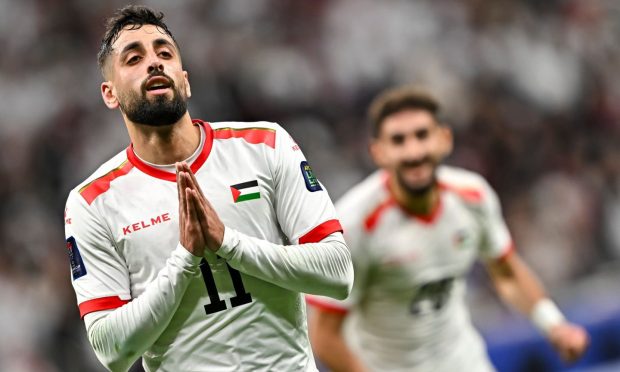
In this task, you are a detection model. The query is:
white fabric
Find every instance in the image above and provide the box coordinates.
[65,121,351,372]
[308,166,513,372]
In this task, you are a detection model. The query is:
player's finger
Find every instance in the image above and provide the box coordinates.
[186,186,197,222]
[182,162,208,207]
[182,162,217,214]
[177,165,187,221]
[190,189,210,243]
[183,162,206,198]
[182,173,193,220]
[180,162,199,194]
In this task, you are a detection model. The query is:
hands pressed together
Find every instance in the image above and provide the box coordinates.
[176,162,225,257]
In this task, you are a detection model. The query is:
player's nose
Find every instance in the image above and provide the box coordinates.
[402,138,426,160]
[147,61,164,74]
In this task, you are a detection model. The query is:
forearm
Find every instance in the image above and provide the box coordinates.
[85,245,201,372]
[489,253,546,314]
[313,334,366,372]
[216,227,353,299]
[489,253,567,335]
[488,254,586,360]
[309,310,365,372]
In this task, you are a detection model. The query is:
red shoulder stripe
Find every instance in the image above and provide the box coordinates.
[213,127,276,149]
[299,219,343,244]
[306,296,349,315]
[439,182,483,203]
[364,198,395,232]
[79,160,134,205]
[78,296,130,318]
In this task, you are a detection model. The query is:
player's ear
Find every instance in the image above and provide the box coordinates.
[183,70,191,98]
[101,81,119,109]
[369,139,386,168]
[438,124,453,158]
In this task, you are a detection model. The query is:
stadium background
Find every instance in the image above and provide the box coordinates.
[1,0,619,371]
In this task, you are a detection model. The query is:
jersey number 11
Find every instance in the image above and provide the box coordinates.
[199,258,253,314]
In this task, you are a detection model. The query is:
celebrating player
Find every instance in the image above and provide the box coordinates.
[63,6,352,371]
[307,86,588,371]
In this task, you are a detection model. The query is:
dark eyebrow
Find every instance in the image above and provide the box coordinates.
[119,41,143,57]
[153,38,176,51]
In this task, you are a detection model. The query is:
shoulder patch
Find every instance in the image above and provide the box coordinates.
[66,236,87,280]
[300,161,322,192]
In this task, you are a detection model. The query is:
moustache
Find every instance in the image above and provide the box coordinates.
[398,157,433,169]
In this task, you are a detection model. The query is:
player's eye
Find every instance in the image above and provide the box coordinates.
[416,129,429,140]
[390,134,405,145]
[159,51,172,58]
[126,55,141,65]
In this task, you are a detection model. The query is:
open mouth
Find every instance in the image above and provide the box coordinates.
[145,76,172,93]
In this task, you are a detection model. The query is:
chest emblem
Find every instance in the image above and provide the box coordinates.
[230,180,261,203]
[453,229,474,250]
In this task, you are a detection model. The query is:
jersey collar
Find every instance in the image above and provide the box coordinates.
[126,119,214,182]
[382,171,443,225]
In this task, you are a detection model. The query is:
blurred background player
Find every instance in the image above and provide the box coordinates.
[307,86,589,371]
[63,6,352,371]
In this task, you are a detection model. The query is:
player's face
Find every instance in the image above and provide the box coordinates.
[101,24,191,126]
[371,109,452,195]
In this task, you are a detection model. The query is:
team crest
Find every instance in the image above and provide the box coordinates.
[230,180,261,203]
[300,161,322,192]
[453,230,473,250]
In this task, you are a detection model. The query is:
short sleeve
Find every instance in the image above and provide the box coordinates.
[477,181,514,261]
[65,190,131,318]
[272,125,343,244]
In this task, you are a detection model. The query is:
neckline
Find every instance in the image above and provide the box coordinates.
[126,119,214,182]
[382,171,444,225]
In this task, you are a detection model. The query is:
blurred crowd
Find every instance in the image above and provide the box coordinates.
[0,0,619,370]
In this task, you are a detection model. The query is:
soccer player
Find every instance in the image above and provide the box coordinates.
[307,86,589,371]
[64,6,353,372]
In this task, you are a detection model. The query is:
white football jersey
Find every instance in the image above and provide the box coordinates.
[65,120,344,371]
[307,166,513,372]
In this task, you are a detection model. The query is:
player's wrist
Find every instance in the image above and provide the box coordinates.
[175,243,203,265]
[530,298,566,336]
[215,226,238,259]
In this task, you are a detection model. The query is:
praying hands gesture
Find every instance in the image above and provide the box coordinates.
[176,162,225,256]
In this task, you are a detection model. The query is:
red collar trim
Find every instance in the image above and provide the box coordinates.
[364,197,396,232]
[437,182,483,203]
[126,120,214,182]
[383,172,443,225]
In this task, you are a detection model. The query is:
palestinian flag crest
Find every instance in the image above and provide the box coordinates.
[230,180,261,203]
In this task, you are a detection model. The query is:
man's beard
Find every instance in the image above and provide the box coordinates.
[395,158,438,197]
[118,74,187,127]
